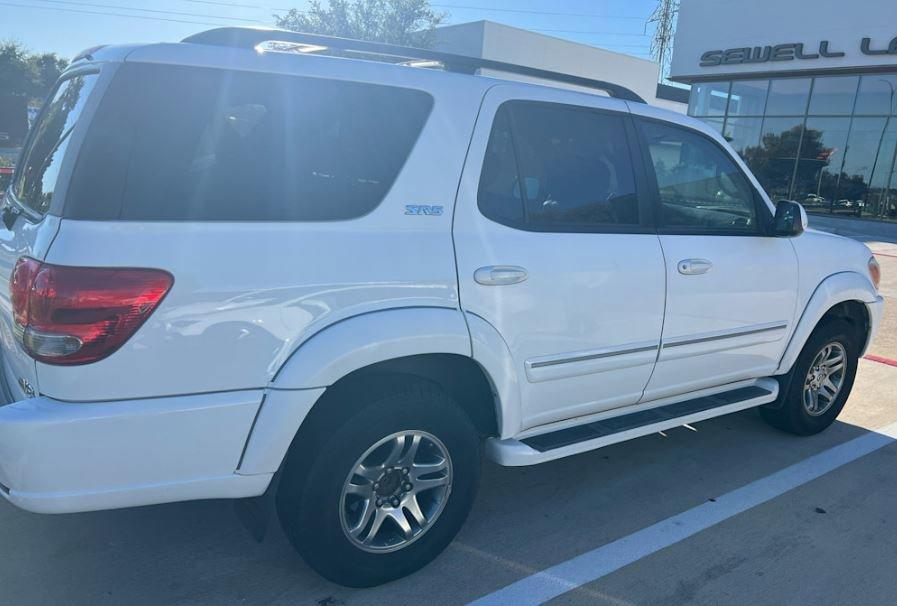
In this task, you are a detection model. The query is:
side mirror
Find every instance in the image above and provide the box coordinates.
[773,200,807,237]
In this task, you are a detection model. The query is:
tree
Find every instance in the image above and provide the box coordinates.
[275,0,446,48]
[0,41,68,101]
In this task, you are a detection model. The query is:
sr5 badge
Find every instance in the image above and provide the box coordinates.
[405,204,444,216]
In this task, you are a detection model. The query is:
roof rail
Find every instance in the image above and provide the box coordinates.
[181,27,647,103]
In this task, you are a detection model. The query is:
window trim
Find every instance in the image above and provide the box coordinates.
[476,99,655,235]
[633,115,773,237]
[9,66,101,223]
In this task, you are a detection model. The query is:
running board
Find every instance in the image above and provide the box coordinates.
[486,379,778,466]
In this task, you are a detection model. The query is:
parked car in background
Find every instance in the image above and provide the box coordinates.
[0,28,884,588]
[804,193,826,207]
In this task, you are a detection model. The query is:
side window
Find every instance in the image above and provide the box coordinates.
[640,120,759,233]
[65,64,433,221]
[478,102,640,230]
[13,73,98,215]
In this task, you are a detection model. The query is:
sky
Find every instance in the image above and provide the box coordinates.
[1,0,661,61]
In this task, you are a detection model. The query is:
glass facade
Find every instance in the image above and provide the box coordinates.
[688,74,897,219]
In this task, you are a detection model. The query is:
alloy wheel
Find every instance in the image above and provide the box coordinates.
[339,430,453,553]
[802,341,847,417]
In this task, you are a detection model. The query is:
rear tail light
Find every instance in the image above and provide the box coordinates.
[10,257,173,365]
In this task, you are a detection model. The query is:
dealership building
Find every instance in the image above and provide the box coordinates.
[670,0,897,217]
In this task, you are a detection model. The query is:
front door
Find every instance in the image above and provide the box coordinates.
[453,86,666,432]
[633,115,799,401]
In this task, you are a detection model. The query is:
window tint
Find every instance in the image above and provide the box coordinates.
[641,120,759,232]
[66,64,432,221]
[478,102,640,230]
[13,73,98,215]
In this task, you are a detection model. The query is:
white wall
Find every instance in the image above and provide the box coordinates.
[671,0,897,82]
[436,21,686,111]
[654,97,688,112]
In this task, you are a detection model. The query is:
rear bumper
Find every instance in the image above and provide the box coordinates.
[0,389,270,514]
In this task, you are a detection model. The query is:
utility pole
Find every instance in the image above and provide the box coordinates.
[648,0,679,83]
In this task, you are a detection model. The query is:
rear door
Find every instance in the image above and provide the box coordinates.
[453,86,666,432]
[0,69,101,400]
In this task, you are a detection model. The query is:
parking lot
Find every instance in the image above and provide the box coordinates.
[1,213,895,606]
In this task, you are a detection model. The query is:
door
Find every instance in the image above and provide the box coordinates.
[453,87,666,432]
[635,117,799,401]
[0,70,100,400]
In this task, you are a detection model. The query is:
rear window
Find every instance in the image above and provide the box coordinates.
[66,63,433,221]
[13,73,99,216]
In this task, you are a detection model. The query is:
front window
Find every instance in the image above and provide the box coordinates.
[641,120,758,233]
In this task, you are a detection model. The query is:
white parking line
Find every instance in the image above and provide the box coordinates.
[470,421,897,606]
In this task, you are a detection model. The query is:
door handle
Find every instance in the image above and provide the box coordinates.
[474,265,528,285]
[677,258,713,275]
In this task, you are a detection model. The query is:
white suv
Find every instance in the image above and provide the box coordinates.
[0,28,883,587]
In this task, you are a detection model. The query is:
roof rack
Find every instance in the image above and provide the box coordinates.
[181,27,646,103]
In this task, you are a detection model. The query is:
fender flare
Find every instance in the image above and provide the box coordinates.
[237,307,523,475]
[465,312,523,439]
[776,271,879,374]
[238,307,472,475]
[271,307,472,388]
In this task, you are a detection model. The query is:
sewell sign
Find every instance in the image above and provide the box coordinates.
[700,36,897,67]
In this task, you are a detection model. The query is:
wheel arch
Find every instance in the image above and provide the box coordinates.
[270,306,521,438]
[238,307,515,475]
[777,271,878,375]
[304,353,501,438]
[270,307,472,389]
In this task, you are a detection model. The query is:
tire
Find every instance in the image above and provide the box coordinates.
[761,319,861,436]
[276,379,481,587]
